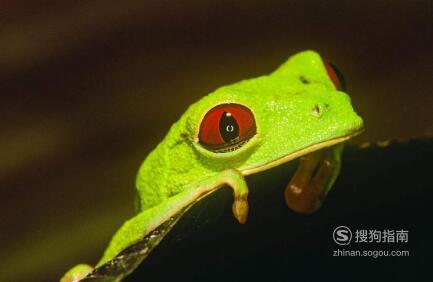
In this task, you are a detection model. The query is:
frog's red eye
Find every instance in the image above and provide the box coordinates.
[323,60,346,91]
[199,103,256,152]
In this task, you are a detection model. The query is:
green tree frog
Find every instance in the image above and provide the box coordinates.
[61,50,363,281]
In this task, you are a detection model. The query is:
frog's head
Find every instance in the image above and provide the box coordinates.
[186,50,363,174]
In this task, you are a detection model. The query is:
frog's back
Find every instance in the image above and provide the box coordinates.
[135,139,171,211]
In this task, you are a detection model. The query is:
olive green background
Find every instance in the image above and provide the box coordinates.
[1,1,432,281]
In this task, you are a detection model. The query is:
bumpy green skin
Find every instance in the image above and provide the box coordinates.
[95,50,363,266]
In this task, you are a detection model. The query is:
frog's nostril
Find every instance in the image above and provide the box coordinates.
[311,105,322,117]
[299,76,310,84]
[311,103,331,117]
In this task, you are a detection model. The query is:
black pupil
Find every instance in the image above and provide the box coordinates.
[219,112,239,143]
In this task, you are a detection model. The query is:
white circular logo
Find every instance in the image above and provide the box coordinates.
[333,226,352,245]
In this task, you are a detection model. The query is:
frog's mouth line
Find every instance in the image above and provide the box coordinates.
[241,129,363,176]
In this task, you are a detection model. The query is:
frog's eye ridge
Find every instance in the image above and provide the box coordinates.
[323,60,346,91]
[199,103,256,153]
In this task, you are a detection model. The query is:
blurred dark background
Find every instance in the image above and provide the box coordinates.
[0,1,432,281]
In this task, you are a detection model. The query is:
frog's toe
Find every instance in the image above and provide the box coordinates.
[60,264,93,282]
[232,194,249,224]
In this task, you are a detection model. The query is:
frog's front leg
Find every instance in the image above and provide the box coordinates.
[284,144,343,213]
[101,169,248,265]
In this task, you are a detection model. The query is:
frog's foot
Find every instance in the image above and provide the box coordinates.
[284,144,342,213]
[60,264,93,282]
[217,169,249,224]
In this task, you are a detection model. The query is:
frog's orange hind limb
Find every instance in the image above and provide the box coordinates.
[285,144,343,213]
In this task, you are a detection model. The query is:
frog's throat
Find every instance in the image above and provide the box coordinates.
[241,130,362,176]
